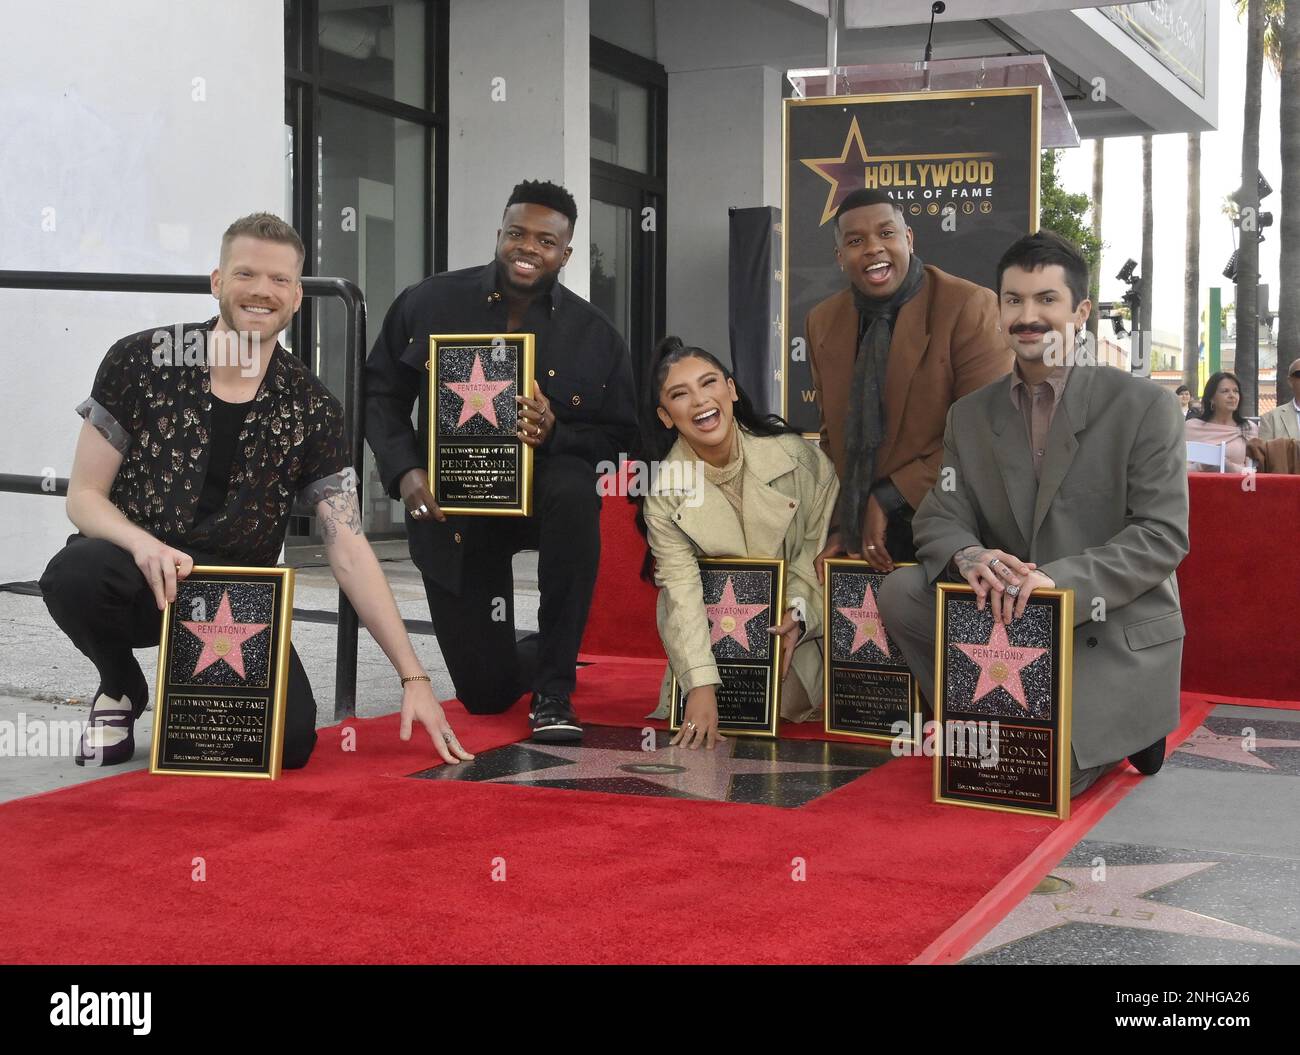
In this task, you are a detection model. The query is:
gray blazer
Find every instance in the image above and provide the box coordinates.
[911,365,1190,768]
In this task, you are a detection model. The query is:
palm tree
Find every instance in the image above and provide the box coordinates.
[1236,0,1266,415]
[1184,133,1201,393]
[1140,135,1153,369]
[1279,1,1298,406]
[1089,138,1104,341]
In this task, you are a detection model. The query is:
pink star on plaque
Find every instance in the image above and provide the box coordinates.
[180,591,268,680]
[955,621,1046,711]
[1174,725,1300,770]
[706,577,770,652]
[444,353,512,427]
[837,583,891,658]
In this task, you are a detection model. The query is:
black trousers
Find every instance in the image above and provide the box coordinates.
[39,534,318,769]
[423,453,601,714]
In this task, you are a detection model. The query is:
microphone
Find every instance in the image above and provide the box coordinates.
[924,1,946,63]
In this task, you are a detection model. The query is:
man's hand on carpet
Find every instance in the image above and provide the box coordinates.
[401,682,474,764]
[672,686,726,750]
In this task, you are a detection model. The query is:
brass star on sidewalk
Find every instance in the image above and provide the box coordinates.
[967,862,1300,958]
[414,726,889,808]
[489,741,867,804]
[1173,724,1300,770]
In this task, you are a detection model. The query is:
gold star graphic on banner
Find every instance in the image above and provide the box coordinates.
[799,116,996,225]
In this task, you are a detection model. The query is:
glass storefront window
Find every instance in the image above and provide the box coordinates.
[315,96,430,534]
[317,1,428,108]
[590,68,649,174]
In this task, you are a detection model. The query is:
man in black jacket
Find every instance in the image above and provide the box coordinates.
[365,180,637,741]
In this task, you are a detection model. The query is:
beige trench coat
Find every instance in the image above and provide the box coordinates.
[642,429,839,718]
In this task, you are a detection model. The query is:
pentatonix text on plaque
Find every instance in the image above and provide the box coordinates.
[150,566,294,779]
[933,583,1074,819]
[429,333,534,516]
[670,557,784,739]
[823,559,922,743]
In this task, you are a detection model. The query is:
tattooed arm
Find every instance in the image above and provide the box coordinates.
[316,486,473,764]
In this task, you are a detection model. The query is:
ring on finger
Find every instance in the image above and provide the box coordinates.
[1006,584,1021,597]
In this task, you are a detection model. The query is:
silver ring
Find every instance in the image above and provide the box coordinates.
[1006,585,1021,597]
[988,557,1002,569]
[443,731,455,743]
[685,721,696,730]
[867,544,876,551]
[418,504,428,514]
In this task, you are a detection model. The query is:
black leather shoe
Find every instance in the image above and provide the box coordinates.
[75,691,138,767]
[1127,736,1167,776]
[529,693,583,743]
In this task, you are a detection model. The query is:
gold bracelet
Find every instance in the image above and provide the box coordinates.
[400,674,431,686]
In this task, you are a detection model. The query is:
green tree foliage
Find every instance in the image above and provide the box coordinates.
[1040,149,1102,269]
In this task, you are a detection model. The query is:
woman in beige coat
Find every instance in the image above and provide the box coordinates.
[637,338,839,748]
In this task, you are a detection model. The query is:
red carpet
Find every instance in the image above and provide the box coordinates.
[0,659,1211,965]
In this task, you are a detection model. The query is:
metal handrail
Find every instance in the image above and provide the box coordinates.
[0,269,366,719]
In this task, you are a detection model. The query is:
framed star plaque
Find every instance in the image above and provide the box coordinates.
[823,559,923,743]
[428,333,534,516]
[933,582,1073,820]
[669,557,784,739]
[149,566,294,779]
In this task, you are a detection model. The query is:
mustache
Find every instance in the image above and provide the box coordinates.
[1009,323,1051,335]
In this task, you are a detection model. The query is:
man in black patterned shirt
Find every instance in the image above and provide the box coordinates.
[40,213,471,770]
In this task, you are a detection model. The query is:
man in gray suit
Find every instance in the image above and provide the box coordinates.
[1259,357,1300,441]
[878,230,1189,797]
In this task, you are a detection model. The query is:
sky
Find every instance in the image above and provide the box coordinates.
[1056,1,1283,345]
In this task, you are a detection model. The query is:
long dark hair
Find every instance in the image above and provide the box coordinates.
[633,336,798,582]
[1199,371,1248,428]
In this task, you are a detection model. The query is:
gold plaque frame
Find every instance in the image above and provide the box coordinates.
[932,582,1073,820]
[669,556,785,740]
[822,558,924,744]
[150,565,294,780]
[428,332,535,517]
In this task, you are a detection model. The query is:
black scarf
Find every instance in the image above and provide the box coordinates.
[836,255,926,545]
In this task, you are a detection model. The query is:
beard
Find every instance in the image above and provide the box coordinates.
[498,255,561,298]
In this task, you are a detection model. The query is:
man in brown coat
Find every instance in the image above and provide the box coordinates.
[806,189,1009,575]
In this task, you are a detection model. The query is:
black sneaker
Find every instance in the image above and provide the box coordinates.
[1127,736,1167,776]
[529,693,583,742]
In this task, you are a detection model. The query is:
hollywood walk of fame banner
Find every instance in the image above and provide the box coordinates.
[428,333,535,516]
[670,557,785,739]
[933,582,1073,820]
[782,87,1040,431]
[823,559,922,744]
[150,566,294,779]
